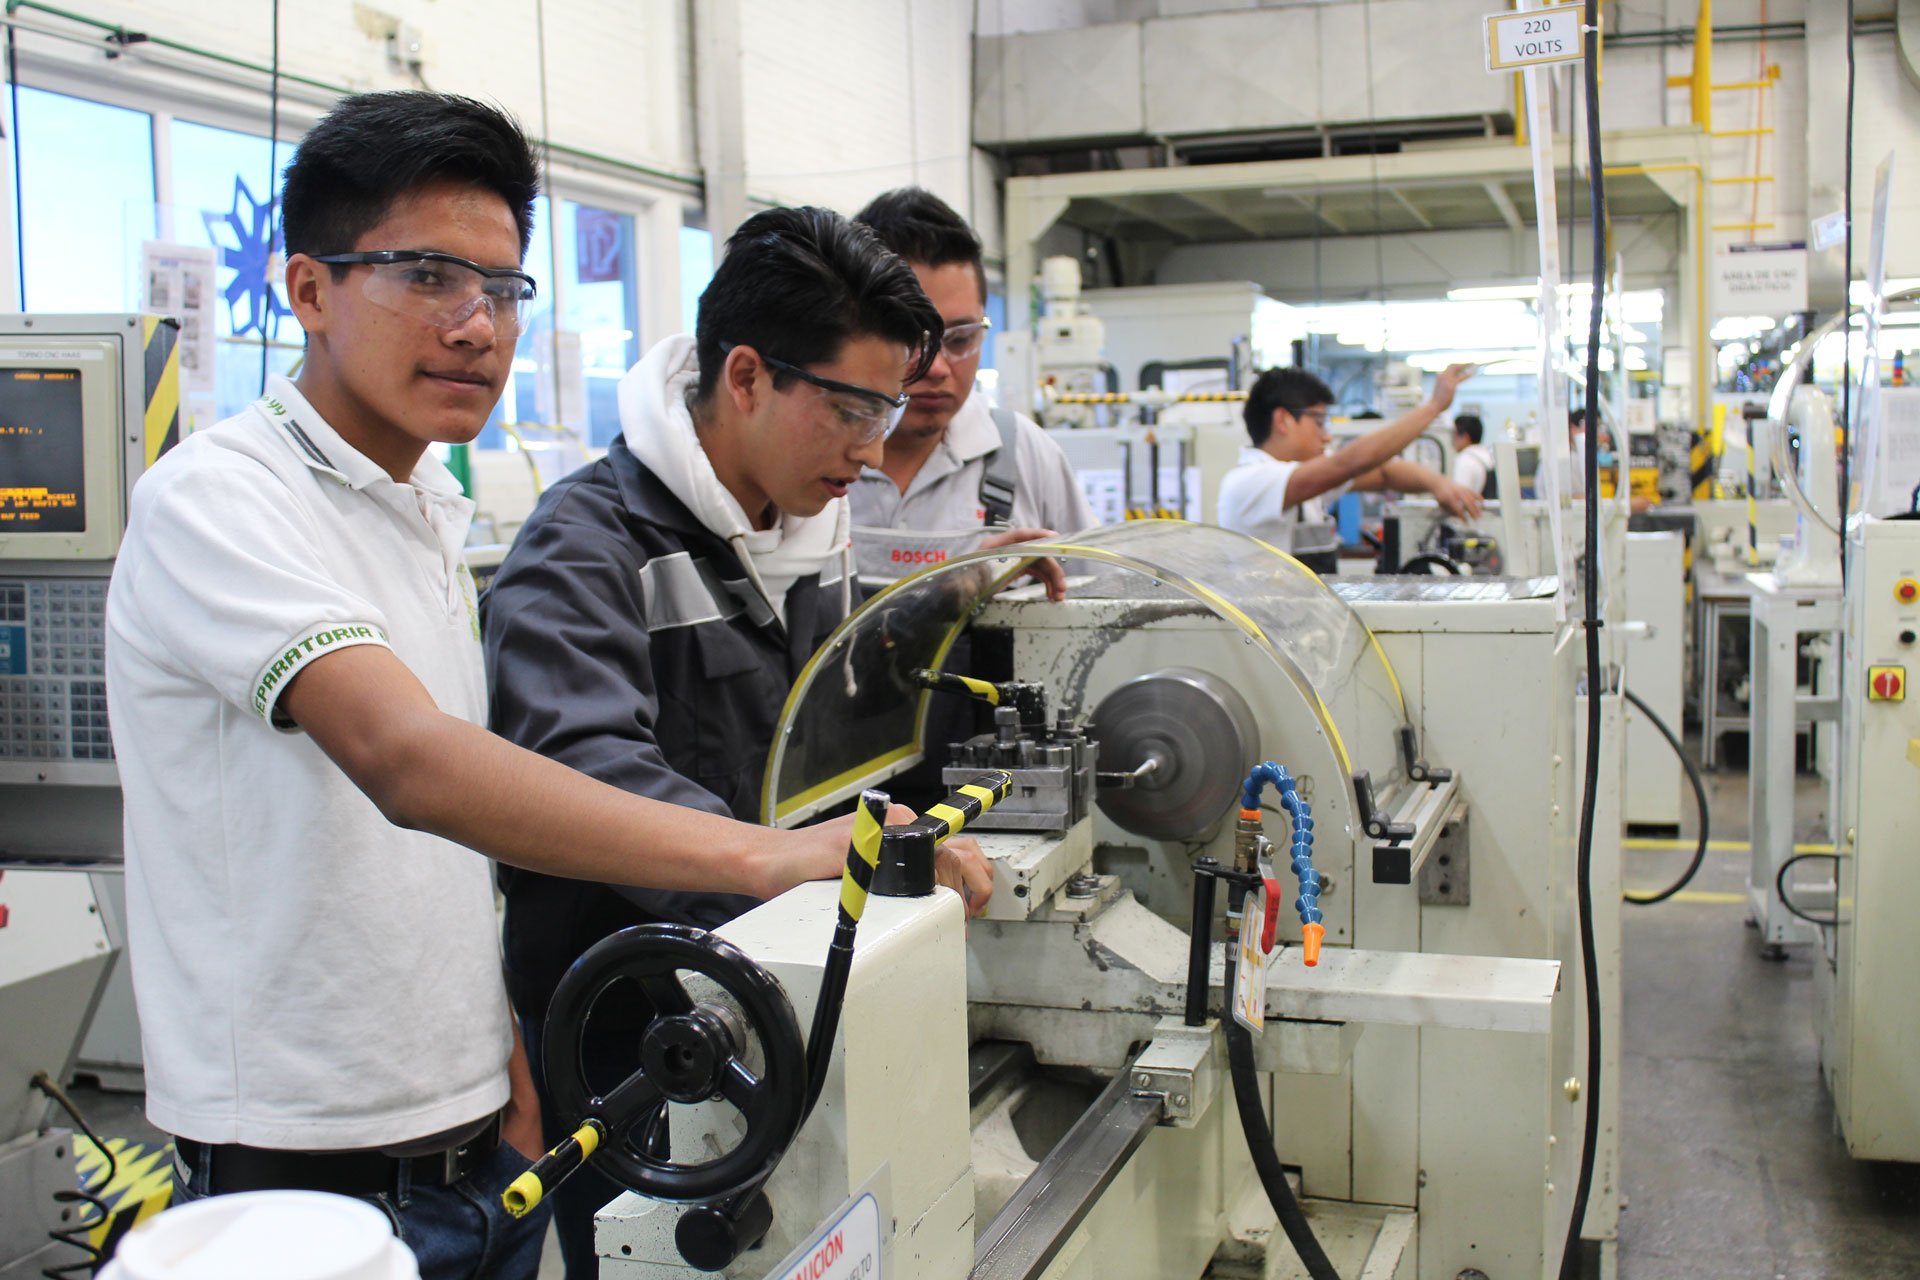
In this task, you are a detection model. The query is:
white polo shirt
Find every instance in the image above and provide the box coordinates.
[106,375,510,1150]
[1453,443,1495,494]
[849,394,1097,578]
[1215,448,1347,556]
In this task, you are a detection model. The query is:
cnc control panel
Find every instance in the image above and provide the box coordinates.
[0,577,112,764]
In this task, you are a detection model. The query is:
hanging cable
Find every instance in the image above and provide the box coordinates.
[1621,687,1711,905]
[1775,851,1840,927]
[1223,963,1340,1280]
[262,0,279,395]
[1558,3,1607,1276]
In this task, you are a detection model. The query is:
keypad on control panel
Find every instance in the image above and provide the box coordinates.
[0,579,114,762]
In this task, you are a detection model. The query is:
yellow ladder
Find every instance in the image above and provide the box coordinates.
[1667,0,1780,238]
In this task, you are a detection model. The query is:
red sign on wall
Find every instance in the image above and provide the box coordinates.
[575,207,626,283]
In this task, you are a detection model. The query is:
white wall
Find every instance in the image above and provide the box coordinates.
[0,0,991,335]
[8,0,698,178]
[738,0,999,245]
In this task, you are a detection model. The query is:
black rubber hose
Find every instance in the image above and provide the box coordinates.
[33,1072,118,1280]
[1622,687,1710,905]
[1560,4,1608,1275]
[1400,553,1463,576]
[1222,946,1342,1280]
[1775,852,1841,926]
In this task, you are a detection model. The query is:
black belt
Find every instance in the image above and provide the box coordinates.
[177,1113,501,1197]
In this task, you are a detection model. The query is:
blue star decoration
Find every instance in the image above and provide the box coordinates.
[201,175,292,340]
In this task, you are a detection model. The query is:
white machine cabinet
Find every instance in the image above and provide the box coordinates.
[1817,518,1920,1160]
[1623,532,1685,829]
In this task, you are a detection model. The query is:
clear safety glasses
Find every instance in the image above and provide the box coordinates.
[313,251,539,340]
[938,317,992,362]
[725,344,910,445]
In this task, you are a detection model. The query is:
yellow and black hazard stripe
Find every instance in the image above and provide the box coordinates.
[140,315,183,470]
[914,772,1013,845]
[837,790,890,926]
[76,1136,175,1255]
[910,668,1003,707]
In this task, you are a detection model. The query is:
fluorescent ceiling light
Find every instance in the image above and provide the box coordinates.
[1447,284,1541,301]
[1445,282,1598,302]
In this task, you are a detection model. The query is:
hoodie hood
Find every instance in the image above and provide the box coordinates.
[618,335,850,622]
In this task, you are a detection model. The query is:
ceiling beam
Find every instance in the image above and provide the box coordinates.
[1484,180,1525,232]
[1103,196,1197,241]
[1286,193,1349,234]
[1175,190,1265,237]
[1389,187,1435,230]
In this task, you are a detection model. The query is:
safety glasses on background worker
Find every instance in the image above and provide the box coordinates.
[937,317,992,362]
[724,343,910,444]
[312,250,539,340]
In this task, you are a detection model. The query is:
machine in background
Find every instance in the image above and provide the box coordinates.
[0,314,178,1276]
[1817,516,1920,1162]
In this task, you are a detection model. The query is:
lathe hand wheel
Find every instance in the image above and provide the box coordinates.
[543,923,807,1204]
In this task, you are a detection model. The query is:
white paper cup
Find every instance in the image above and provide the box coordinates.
[99,1189,418,1280]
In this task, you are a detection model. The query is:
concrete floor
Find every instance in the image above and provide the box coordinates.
[1618,744,1920,1278]
[42,741,1920,1279]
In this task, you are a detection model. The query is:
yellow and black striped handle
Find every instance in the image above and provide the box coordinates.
[837,791,891,926]
[904,772,1013,846]
[910,668,1003,707]
[503,1119,604,1218]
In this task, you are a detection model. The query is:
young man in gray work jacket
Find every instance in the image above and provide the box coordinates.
[851,188,1097,596]
[482,206,994,1278]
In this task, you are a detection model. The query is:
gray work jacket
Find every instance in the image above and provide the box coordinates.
[481,436,846,1022]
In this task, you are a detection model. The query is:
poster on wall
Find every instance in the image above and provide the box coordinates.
[1712,242,1808,319]
[141,241,219,395]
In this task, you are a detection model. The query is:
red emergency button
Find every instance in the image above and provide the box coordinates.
[1870,666,1906,701]
[1897,579,1919,604]
[0,903,9,929]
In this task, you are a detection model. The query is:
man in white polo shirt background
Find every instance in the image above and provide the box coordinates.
[1216,364,1482,574]
[104,92,858,1280]
[850,188,1096,598]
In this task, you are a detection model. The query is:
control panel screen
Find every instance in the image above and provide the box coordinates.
[0,368,86,534]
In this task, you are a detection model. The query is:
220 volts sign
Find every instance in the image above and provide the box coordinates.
[1484,7,1586,71]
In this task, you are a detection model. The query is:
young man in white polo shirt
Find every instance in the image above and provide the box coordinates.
[1217,364,1482,574]
[105,92,851,1280]
[1451,414,1497,497]
[850,188,1095,597]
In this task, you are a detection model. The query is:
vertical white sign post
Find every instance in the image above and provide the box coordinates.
[1487,2,1588,606]
[1522,49,1574,610]
[1856,153,1897,515]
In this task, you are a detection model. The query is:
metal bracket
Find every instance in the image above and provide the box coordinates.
[1418,802,1472,906]
[1127,1018,1219,1128]
[1369,774,1461,886]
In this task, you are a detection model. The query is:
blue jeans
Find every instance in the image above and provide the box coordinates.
[521,1015,630,1280]
[172,1135,551,1280]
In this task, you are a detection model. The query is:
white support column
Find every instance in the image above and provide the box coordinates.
[1804,3,1850,312]
[640,193,686,346]
[692,0,748,258]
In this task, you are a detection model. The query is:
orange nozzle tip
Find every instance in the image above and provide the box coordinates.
[1239,808,1262,821]
[1301,923,1324,967]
